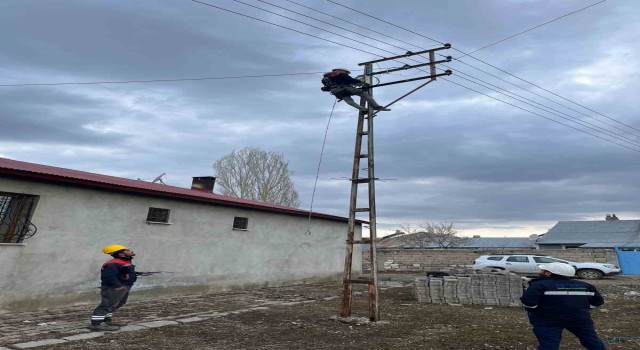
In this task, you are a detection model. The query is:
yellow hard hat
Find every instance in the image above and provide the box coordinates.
[102,244,128,254]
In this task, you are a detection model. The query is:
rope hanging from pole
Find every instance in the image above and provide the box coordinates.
[305,99,337,235]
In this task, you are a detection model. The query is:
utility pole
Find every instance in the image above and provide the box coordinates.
[340,44,452,322]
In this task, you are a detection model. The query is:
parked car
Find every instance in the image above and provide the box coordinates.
[472,254,621,279]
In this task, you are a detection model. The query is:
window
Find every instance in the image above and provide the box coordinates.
[506,256,529,263]
[146,207,170,223]
[487,256,504,261]
[533,257,562,263]
[0,192,39,243]
[233,216,249,230]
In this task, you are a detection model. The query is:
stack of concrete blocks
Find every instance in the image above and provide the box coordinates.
[480,274,500,305]
[510,275,526,305]
[495,274,512,306]
[429,277,445,304]
[443,276,459,304]
[414,272,525,307]
[455,276,472,304]
[413,277,430,303]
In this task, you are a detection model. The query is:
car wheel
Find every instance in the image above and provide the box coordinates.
[577,269,604,280]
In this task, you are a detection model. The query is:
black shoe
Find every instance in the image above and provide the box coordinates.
[87,323,120,331]
[105,320,128,327]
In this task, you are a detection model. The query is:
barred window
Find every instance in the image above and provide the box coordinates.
[146,207,170,223]
[0,192,39,243]
[233,216,249,230]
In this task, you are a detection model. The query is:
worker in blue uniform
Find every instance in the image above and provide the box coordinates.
[88,244,138,331]
[521,262,606,350]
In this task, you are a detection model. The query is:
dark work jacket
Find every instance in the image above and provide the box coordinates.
[327,72,364,99]
[328,72,362,86]
[100,258,137,288]
[521,275,604,326]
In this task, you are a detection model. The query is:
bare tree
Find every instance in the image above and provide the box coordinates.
[396,222,468,248]
[213,147,300,207]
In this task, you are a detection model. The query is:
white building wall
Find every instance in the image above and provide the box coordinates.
[0,178,361,310]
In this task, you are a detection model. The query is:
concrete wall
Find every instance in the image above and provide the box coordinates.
[0,178,361,311]
[367,248,618,272]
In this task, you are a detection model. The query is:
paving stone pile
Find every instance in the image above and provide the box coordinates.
[414,272,527,306]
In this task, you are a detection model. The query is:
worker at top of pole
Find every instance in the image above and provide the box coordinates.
[321,68,390,113]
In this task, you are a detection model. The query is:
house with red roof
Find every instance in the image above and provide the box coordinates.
[0,157,362,310]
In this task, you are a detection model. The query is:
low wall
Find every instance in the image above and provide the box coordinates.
[367,248,619,272]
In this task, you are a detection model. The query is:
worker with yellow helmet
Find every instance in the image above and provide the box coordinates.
[88,244,137,331]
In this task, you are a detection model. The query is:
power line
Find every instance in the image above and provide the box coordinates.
[325,0,640,135]
[255,0,412,53]
[325,0,444,45]
[0,71,330,87]
[257,1,640,148]
[443,68,640,149]
[6,0,632,152]
[283,0,438,52]
[464,0,607,56]
[229,0,407,59]
[442,64,640,145]
[189,0,384,58]
[440,54,640,140]
[458,52,640,134]
[194,0,640,151]
[442,77,640,154]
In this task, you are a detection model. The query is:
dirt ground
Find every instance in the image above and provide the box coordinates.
[3,275,640,350]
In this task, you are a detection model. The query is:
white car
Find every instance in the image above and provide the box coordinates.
[472,254,621,279]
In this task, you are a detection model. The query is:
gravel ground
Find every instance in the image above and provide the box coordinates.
[2,275,639,350]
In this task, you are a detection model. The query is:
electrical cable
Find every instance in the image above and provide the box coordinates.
[440,54,640,140]
[255,0,414,54]
[189,0,384,58]
[442,67,640,147]
[306,99,337,235]
[325,0,638,135]
[325,0,444,45]
[189,0,433,74]
[284,0,440,52]
[0,71,329,87]
[442,77,640,153]
[272,0,638,148]
[463,0,607,56]
[7,0,632,152]
[206,0,640,151]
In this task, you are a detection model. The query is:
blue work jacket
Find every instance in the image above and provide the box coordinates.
[520,275,604,326]
[100,258,137,288]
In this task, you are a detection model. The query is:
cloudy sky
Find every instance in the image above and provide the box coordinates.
[2,0,639,237]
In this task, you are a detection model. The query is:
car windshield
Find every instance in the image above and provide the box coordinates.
[532,257,572,264]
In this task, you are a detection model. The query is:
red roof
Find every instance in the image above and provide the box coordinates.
[0,157,355,223]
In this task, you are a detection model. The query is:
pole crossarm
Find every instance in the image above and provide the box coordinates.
[371,70,452,88]
[370,57,452,76]
[369,80,433,118]
[358,43,451,66]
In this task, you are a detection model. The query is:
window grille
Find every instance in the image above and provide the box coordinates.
[0,192,38,243]
[233,216,249,230]
[146,207,170,223]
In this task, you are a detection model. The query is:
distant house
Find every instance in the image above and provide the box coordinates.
[0,157,362,310]
[536,218,640,249]
[377,234,536,249]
